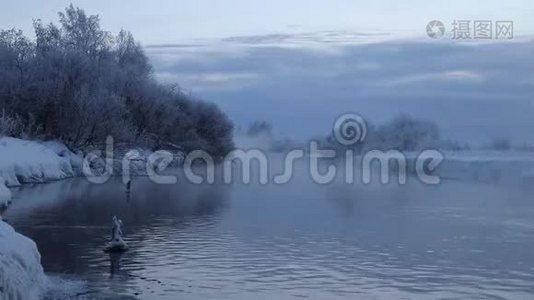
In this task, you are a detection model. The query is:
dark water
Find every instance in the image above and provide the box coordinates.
[4,165,534,299]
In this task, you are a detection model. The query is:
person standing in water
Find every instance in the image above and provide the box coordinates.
[125,179,131,193]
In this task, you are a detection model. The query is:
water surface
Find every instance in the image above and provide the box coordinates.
[4,165,534,299]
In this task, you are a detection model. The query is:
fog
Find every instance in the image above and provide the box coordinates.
[149,37,534,146]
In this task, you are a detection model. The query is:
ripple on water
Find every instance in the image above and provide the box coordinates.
[4,176,534,299]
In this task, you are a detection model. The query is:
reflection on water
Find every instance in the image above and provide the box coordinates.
[109,253,126,279]
[4,165,534,299]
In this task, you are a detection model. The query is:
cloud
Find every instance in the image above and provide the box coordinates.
[155,71,260,92]
[221,31,391,47]
[145,33,534,143]
[385,70,485,86]
[145,30,393,57]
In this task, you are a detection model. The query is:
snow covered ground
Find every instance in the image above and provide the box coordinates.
[0,137,80,299]
[436,151,534,186]
[0,136,81,206]
[401,151,534,186]
[1,136,534,299]
[0,220,49,300]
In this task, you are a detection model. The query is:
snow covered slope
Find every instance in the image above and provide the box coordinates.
[0,137,79,206]
[0,220,49,300]
[0,137,78,298]
[0,137,83,299]
[0,137,78,186]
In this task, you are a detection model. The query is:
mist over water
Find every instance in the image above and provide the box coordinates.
[1,2,533,300]
[4,158,534,299]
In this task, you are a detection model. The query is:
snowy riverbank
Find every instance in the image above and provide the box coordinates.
[0,136,180,299]
[0,220,49,300]
[0,136,81,206]
[428,151,534,186]
[0,136,81,299]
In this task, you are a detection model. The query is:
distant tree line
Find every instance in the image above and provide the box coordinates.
[246,121,273,137]
[240,116,466,153]
[322,115,467,152]
[0,5,233,155]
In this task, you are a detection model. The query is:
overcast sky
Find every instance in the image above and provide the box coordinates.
[2,0,534,145]
[3,0,534,43]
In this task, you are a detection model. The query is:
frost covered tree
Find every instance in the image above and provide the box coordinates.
[0,5,233,155]
[490,138,511,151]
[324,115,441,152]
[373,115,440,151]
[246,121,273,137]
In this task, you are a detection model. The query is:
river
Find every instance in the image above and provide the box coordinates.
[3,161,534,299]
